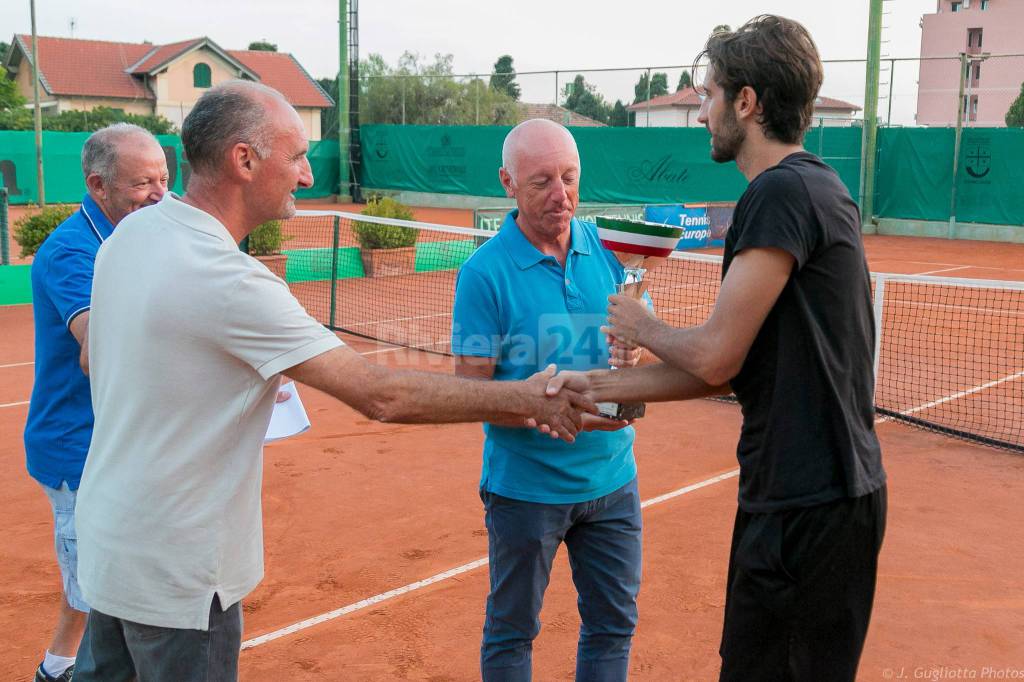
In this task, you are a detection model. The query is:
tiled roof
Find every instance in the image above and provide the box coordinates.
[814,95,861,112]
[8,35,331,108]
[227,50,332,108]
[15,35,154,100]
[127,38,204,74]
[518,102,607,127]
[626,87,703,111]
[627,87,861,113]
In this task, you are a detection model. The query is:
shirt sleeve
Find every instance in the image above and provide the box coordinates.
[41,244,96,328]
[731,168,818,269]
[451,264,502,358]
[220,265,345,380]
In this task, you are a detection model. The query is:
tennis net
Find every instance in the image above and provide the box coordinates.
[278,210,1024,453]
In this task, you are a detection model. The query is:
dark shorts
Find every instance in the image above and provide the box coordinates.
[74,594,242,682]
[720,486,887,682]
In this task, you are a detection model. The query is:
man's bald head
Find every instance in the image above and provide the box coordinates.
[501,118,580,185]
[182,80,293,175]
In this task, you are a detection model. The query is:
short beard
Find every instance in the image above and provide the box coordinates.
[710,105,745,163]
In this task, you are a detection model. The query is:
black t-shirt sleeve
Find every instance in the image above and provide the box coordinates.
[732,168,818,269]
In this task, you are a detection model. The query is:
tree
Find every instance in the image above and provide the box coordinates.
[562,74,610,124]
[713,24,732,33]
[247,40,277,51]
[318,76,340,139]
[0,41,10,61]
[633,71,669,104]
[0,70,26,111]
[1006,81,1024,127]
[677,70,692,91]
[608,99,629,127]
[651,72,669,98]
[489,55,521,101]
[357,52,518,125]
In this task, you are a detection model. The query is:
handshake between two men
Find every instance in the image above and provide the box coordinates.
[530,291,730,439]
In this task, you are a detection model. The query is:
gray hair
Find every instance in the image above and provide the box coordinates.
[501,118,580,183]
[182,80,282,174]
[81,123,158,183]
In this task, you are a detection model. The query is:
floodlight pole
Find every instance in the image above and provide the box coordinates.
[30,0,45,206]
[859,0,883,230]
[338,0,351,202]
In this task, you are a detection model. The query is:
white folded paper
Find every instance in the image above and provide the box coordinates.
[264,382,311,443]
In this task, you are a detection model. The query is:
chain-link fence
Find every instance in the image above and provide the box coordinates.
[343,53,1024,131]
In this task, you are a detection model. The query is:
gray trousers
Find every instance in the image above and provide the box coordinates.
[74,595,242,682]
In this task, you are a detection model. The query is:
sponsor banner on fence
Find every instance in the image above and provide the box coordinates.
[643,203,735,250]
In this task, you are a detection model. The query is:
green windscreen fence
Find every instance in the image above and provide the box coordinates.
[360,124,862,205]
[874,127,1024,226]
[1,127,1022,226]
[0,132,338,205]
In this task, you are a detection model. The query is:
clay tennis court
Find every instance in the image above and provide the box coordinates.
[1,208,1022,680]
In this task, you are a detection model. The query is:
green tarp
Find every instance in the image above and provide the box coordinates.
[874,127,1024,225]
[0,132,336,205]
[359,124,865,206]
[2,126,1022,225]
[0,265,32,305]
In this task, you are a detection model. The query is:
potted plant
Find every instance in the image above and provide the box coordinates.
[353,196,419,278]
[248,219,290,280]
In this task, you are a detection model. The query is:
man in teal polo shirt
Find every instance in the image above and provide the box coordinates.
[24,123,168,682]
[452,118,644,681]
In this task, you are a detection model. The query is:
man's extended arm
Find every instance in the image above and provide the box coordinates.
[285,346,596,441]
[454,354,634,433]
[604,248,794,386]
[541,362,729,410]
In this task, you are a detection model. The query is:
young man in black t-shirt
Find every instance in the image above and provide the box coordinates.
[543,15,887,682]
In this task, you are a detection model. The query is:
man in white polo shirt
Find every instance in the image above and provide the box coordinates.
[73,80,594,682]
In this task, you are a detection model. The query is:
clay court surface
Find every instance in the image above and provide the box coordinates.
[1,208,1023,679]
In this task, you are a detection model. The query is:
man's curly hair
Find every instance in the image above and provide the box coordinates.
[694,15,825,145]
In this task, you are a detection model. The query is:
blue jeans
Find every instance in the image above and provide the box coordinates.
[481,477,643,682]
[40,481,89,612]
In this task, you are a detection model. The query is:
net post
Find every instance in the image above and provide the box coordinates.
[329,214,340,330]
[871,275,886,385]
[0,187,9,265]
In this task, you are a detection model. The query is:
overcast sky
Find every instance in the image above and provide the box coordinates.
[2,0,939,124]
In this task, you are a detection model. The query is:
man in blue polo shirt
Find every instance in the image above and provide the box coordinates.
[25,123,168,682]
[452,118,644,681]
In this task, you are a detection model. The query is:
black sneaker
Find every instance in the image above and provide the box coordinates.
[35,663,74,681]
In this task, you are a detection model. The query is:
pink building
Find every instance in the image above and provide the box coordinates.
[916,0,1024,127]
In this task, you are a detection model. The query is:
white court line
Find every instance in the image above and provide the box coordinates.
[878,369,1024,422]
[341,310,451,328]
[241,468,741,650]
[887,299,1024,318]
[0,400,29,408]
[0,361,34,369]
[912,265,972,276]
